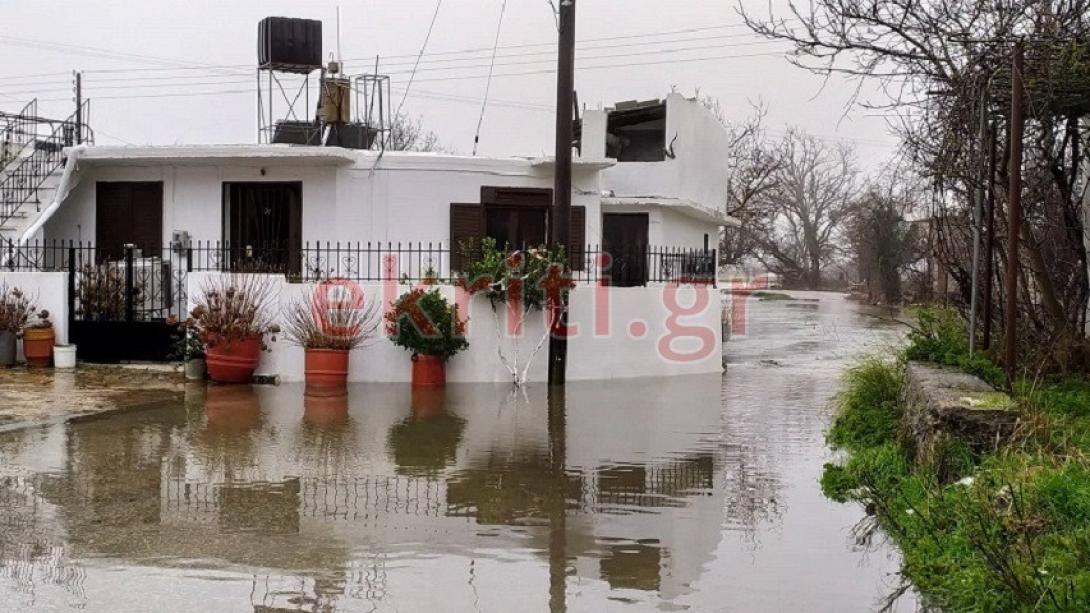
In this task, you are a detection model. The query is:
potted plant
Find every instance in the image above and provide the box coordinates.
[385,288,468,387]
[189,274,279,384]
[284,284,378,396]
[170,318,207,381]
[22,308,54,368]
[0,284,34,368]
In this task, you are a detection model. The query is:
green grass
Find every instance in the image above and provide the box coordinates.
[821,306,1090,611]
[751,290,795,301]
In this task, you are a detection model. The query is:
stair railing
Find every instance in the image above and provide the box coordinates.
[0,100,93,227]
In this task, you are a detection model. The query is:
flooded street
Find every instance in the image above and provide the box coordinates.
[0,291,910,612]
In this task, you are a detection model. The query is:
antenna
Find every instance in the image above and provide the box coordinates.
[336,6,342,64]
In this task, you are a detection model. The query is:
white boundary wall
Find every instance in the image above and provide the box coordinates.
[187,273,723,383]
[0,272,69,360]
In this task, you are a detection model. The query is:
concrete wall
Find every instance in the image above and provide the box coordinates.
[0,272,69,356]
[186,273,723,383]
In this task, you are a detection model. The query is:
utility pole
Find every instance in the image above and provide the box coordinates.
[969,93,986,355]
[548,0,575,386]
[74,70,83,144]
[1004,41,1025,382]
[982,121,998,350]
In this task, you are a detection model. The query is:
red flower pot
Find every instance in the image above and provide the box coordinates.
[22,326,55,368]
[411,386,446,419]
[304,348,350,396]
[205,336,262,384]
[411,353,446,388]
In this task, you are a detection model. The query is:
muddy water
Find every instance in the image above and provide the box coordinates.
[0,291,910,612]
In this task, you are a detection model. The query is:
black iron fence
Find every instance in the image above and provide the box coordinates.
[2,239,716,287]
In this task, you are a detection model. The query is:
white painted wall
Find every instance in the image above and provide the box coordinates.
[44,152,604,252]
[0,272,69,357]
[596,93,731,214]
[186,272,723,383]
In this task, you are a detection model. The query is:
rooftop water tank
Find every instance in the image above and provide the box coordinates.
[258,17,323,73]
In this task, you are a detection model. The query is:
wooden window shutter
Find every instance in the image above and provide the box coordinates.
[569,205,586,271]
[450,203,484,271]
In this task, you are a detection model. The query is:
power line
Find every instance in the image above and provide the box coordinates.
[394,0,444,120]
[473,0,508,155]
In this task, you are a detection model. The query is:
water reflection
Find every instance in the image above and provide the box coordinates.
[0,292,911,611]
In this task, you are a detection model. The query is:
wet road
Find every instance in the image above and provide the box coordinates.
[0,291,910,612]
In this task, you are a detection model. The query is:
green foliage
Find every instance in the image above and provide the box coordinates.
[385,288,469,359]
[456,237,573,312]
[904,305,1007,387]
[827,358,904,450]
[825,336,1090,610]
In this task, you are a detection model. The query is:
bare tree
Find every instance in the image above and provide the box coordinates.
[753,129,860,289]
[387,113,444,152]
[704,99,784,265]
[740,0,1090,368]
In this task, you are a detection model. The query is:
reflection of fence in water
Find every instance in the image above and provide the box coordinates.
[249,555,390,612]
[162,475,448,524]
[590,454,715,510]
[0,475,88,607]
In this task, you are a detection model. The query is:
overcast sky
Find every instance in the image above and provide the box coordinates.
[0,0,899,167]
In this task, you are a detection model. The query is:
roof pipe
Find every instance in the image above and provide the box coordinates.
[18,144,86,246]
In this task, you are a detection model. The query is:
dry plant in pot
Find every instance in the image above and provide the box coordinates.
[0,284,37,367]
[284,283,379,395]
[189,274,280,384]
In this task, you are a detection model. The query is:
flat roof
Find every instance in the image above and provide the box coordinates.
[71,144,615,172]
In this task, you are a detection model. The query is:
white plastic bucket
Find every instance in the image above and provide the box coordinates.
[53,345,77,369]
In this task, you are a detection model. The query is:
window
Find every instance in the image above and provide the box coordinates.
[95,182,163,259]
[450,186,586,271]
[222,182,302,276]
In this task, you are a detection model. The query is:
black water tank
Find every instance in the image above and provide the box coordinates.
[258,17,322,73]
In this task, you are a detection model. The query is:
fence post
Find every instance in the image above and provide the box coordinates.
[712,249,718,288]
[67,246,76,332]
[124,245,135,323]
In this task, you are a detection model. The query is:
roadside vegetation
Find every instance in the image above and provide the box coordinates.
[823,306,1090,611]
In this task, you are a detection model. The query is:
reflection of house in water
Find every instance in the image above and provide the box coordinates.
[2,377,738,609]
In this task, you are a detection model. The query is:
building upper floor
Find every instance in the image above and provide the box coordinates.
[577,93,732,219]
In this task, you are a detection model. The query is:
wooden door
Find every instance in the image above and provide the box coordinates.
[603,213,649,287]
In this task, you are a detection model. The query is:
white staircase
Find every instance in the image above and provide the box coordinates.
[0,101,91,248]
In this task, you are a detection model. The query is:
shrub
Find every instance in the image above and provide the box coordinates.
[283,287,378,351]
[189,274,280,350]
[0,283,38,334]
[456,237,574,311]
[385,288,468,359]
[827,358,904,451]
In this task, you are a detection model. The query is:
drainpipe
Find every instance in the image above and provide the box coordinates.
[17,144,86,246]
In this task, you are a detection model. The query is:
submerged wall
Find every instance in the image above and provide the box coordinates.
[186,273,724,383]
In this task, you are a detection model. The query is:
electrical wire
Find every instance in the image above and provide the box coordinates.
[473,0,508,156]
[394,0,444,121]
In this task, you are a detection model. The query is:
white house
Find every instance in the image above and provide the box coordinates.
[0,92,737,382]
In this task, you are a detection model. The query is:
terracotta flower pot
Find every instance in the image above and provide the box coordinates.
[304,348,349,395]
[205,336,262,384]
[22,326,55,368]
[411,353,446,388]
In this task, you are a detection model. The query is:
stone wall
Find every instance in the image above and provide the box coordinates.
[902,362,1018,466]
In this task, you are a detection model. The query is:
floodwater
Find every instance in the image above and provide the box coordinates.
[0,291,912,612]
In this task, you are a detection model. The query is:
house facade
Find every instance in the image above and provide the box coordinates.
[1,93,736,382]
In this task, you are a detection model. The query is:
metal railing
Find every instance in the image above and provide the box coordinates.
[0,99,42,170]
[0,100,93,227]
[2,238,717,287]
